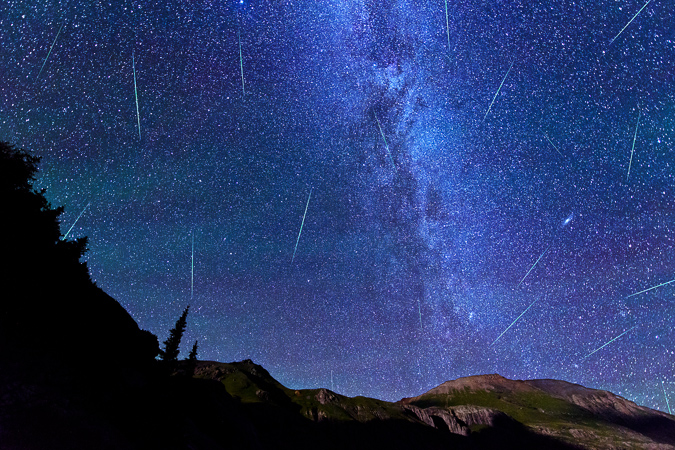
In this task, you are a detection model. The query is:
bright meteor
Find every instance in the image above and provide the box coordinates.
[490,298,538,346]
[133,52,141,140]
[444,0,451,55]
[663,381,672,415]
[291,188,312,265]
[517,246,549,288]
[36,24,64,82]
[610,0,653,45]
[238,30,245,96]
[582,326,637,361]
[61,202,91,240]
[626,277,675,298]
[626,110,640,181]
[483,60,514,123]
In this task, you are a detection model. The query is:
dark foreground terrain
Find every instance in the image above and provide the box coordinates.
[2,354,675,450]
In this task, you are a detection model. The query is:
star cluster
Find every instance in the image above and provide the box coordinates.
[1,0,674,411]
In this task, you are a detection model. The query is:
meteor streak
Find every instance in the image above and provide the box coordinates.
[191,233,195,300]
[581,326,637,361]
[444,0,451,54]
[610,0,653,44]
[626,110,640,180]
[545,134,564,157]
[490,298,538,346]
[626,276,675,298]
[133,52,141,139]
[36,24,64,81]
[375,114,397,171]
[483,61,514,123]
[238,30,245,96]
[517,246,549,288]
[62,202,91,240]
[291,188,312,265]
[663,381,672,415]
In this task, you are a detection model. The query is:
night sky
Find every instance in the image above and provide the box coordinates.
[2,0,674,411]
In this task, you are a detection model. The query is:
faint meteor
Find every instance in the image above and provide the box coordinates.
[36,24,64,81]
[626,276,675,298]
[581,326,637,361]
[444,0,451,54]
[238,30,245,96]
[490,298,538,346]
[61,202,91,240]
[610,0,653,45]
[544,133,564,157]
[191,233,195,301]
[517,246,549,288]
[132,52,141,139]
[483,60,514,123]
[374,114,397,171]
[663,381,672,415]
[291,188,312,265]
[417,298,423,332]
[626,110,641,180]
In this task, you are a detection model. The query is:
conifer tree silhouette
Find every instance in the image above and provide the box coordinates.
[186,340,199,376]
[188,340,198,361]
[159,306,190,362]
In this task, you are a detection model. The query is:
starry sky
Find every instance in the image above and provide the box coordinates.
[2,0,674,411]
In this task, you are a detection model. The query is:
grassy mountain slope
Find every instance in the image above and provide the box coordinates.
[401,374,675,449]
[196,360,675,449]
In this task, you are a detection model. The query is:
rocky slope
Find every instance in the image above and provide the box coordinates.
[402,374,675,449]
[197,361,675,450]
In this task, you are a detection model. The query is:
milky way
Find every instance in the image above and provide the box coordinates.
[1,0,674,410]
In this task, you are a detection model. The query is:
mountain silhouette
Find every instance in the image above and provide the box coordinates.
[0,141,158,365]
[0,141,673,449]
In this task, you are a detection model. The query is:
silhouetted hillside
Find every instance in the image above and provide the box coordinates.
[0,142,157,364]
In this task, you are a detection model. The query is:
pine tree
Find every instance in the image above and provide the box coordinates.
[159,306,189,362]
[186,340,199,376]
[188,340,198,361]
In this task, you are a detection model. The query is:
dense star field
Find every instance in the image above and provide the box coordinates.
[1,0,674,410]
